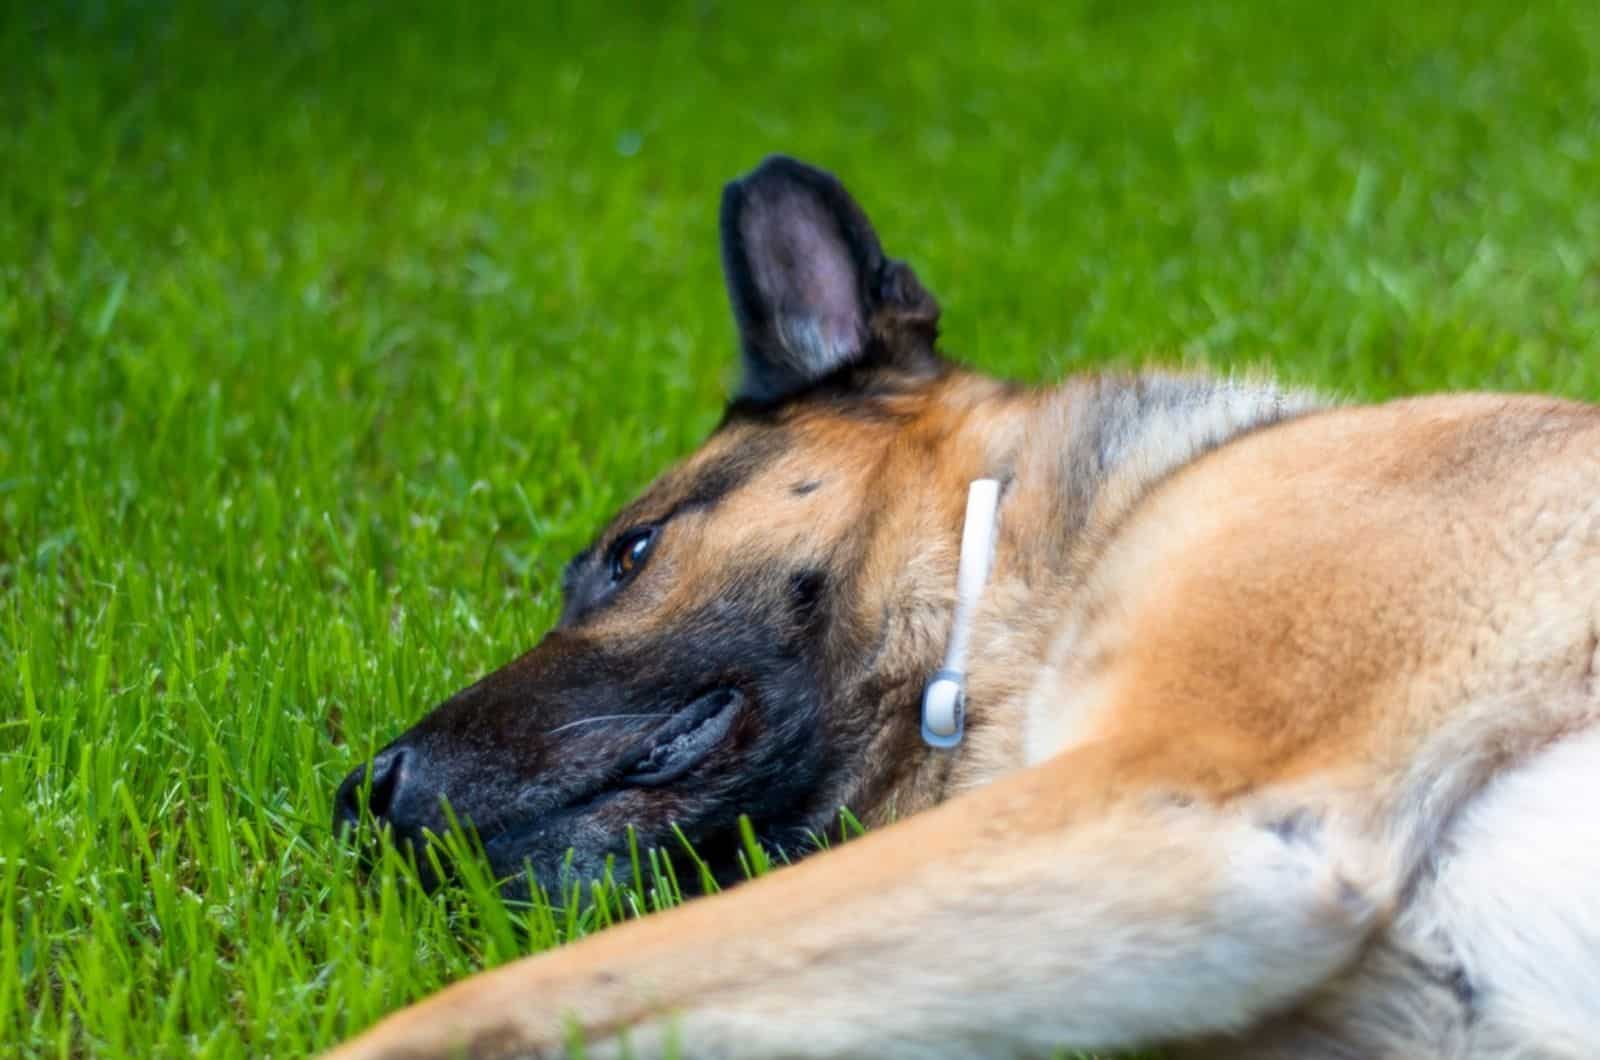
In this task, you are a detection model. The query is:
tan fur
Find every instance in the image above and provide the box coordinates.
[328,371,1600,1059]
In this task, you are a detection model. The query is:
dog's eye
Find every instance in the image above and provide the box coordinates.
[608,527,657,583]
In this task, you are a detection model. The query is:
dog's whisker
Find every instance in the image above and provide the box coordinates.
[544,713,675,737]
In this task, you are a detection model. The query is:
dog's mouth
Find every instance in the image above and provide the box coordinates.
[469,688,746,885]
[616,687,744,787]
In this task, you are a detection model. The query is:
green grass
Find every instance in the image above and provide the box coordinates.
[3,0,1599,1055]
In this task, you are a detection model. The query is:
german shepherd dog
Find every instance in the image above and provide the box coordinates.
[331,157,1600,1059]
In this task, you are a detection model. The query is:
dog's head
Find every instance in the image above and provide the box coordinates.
[334,157,1020,891]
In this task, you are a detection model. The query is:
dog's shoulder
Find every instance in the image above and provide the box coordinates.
[1027,391,1600,780]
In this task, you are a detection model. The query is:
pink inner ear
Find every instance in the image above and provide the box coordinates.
[741,191,864,369]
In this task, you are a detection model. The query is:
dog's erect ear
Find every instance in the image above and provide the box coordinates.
[720,156,940,403]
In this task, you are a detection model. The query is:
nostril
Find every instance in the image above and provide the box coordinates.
[334,747,408,832]
[367,748,405,819]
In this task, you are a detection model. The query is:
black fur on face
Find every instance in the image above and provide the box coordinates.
[331,402,897,895]
[337,553,837,894]
[333,154,947,896]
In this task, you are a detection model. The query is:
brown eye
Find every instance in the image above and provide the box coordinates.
[608,527,657,583]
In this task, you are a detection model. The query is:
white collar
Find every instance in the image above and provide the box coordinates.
[921,479,1001,748]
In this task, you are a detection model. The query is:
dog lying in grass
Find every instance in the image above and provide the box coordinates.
[332,156,1600,1059]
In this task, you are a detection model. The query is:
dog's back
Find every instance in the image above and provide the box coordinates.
[1073,394,1600,1059]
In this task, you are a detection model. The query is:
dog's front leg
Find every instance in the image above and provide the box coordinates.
[329,745,1389,1060]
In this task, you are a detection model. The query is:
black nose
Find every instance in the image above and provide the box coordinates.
[333,746,407,835]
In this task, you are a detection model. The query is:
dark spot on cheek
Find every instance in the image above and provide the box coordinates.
[790,479,822,496]
[789,569,827,621]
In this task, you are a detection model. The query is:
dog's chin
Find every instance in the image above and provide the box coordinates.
[482,854,598,903]
[473,787,779,902]
[477,829,712,903]
[389,834,605,900]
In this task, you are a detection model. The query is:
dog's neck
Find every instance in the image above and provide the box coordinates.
[923,371,1327,803]
[823,369,1324,832]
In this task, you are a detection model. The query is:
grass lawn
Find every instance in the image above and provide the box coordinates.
[4,0,1599,1055]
